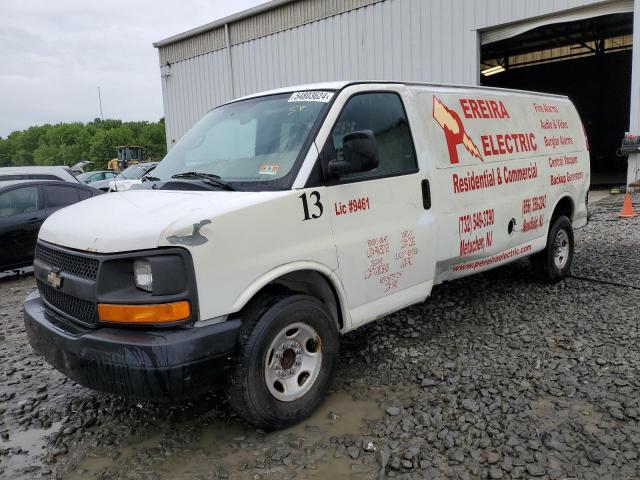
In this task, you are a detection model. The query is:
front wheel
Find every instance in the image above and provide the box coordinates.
[226,291,339,429]
[530,215,574,283]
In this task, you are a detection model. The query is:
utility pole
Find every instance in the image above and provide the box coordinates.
[97,86,104,121]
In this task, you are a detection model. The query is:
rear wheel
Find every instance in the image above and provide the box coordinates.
[530,215,574,283]
[227,291,339,429]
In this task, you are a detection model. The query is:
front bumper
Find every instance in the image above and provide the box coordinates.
[24,290,241,401]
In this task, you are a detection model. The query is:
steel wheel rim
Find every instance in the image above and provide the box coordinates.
[264,322,323,402]
[553,229,570,269]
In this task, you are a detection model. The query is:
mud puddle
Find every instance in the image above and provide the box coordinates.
[65,391,384,479]
[530,396,603,434]
[0,422,61,478]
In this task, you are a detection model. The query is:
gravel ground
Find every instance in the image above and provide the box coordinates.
[1,194,639,480]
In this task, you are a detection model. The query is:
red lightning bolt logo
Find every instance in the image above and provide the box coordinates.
[433,96,483,164]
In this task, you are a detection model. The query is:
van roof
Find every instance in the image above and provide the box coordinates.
[235,80,569,102]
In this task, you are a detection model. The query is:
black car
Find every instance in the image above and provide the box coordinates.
[0,180,103,271]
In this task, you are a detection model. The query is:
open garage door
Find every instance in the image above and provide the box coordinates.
[482,0,633,45]
[481,8,633,186]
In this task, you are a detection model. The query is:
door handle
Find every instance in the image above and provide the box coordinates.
[421,179,431,210]
[27,217,42,224]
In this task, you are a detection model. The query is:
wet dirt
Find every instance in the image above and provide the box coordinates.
[65,391,387,480]
[1,422,61,478]
[2,194,640,479]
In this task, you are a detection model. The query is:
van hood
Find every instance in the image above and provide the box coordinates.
[38,189,286,253]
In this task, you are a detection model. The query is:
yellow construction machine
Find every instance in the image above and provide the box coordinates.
[107,146,144,172]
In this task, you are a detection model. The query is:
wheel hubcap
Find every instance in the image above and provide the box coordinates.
[553,229,570,269]
[264,322,322,402]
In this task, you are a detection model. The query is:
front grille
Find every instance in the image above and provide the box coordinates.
[35,243,99,280]
[37,280,98,326]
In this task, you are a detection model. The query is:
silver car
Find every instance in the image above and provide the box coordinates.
[77,170,118,187]
[0,166,79,183]
[105,163,158,192]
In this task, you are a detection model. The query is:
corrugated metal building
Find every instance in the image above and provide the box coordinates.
[154,0,640,187]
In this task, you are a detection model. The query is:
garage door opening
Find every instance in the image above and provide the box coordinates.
[481,12,633,186]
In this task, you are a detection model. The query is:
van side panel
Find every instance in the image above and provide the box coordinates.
[411,87,590,282]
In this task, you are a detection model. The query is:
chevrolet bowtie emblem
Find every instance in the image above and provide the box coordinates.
[47,270,63,289]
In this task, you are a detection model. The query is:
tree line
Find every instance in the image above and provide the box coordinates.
[0,118,167,170]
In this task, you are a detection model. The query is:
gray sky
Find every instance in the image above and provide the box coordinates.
[0,0,265,138]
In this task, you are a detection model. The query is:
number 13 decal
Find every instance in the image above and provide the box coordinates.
[299,191,323,221]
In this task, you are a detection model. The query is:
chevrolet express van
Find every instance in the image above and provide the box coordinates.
[24,82,589,428]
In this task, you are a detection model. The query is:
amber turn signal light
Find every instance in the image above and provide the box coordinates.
[98,301,191,324]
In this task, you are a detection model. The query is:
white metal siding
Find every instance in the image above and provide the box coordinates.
[162,49,231,146]
[159,28,226,65]
[160,0,612,147]
[230,0,384,45]
[157,0,384,65]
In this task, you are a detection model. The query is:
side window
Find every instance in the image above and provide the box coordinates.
[45,185,80,209]
[0,187,40,218]
[330,92,417,181]
[0,174,62,181]
[77,189,92,201]
[0,174,59,181]
[31,175,62,181]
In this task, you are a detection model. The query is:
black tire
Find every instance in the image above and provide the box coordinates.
[226,290,339,429]
[530,215,574,283]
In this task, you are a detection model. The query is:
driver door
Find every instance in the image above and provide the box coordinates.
[322,90,434,328]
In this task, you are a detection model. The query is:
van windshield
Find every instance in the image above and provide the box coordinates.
[151,92,333,189]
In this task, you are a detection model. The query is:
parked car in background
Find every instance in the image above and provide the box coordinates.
[77,170,118,185]
[70,160,93,174]
[0,166,79,183]
[0,180,102,271]
[88,176,117,192]
[108,162,158,192]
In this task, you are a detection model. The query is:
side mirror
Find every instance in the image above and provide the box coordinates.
[328,130,379,177]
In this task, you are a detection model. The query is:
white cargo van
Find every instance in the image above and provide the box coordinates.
[24,82,589,428]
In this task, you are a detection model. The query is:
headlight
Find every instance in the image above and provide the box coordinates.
[133,260,153,292]
[93,249,196,326]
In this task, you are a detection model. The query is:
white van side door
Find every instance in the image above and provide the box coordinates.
[318,88,435,329]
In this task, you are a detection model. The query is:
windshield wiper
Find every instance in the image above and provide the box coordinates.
[143,175,161,182]
[171,172,235,191]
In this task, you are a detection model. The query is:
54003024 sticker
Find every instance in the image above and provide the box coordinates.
[334,197,371,216]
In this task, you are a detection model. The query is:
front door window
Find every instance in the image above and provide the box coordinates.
[329,92,418,182]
